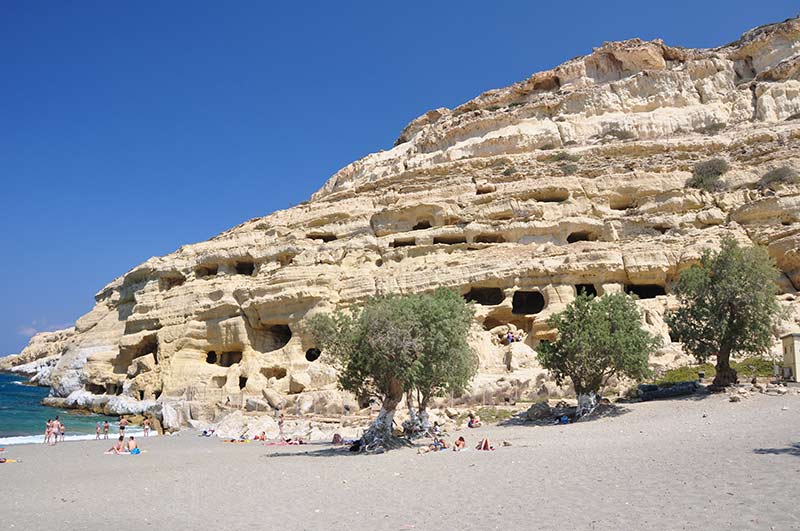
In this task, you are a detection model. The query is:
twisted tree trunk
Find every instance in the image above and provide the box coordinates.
[360,379,403,452]
[713,344,737,388]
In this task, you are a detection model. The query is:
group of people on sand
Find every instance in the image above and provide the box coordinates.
[418,413,495,454]
[44,417,65,445]
[95,416,150,441]
[106,435,140,455]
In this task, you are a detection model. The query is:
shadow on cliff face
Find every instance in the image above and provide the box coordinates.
[753,442,800,458]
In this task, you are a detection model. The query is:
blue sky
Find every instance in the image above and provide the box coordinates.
[1,1,796,356]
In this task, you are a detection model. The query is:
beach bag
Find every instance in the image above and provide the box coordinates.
[130,448,141,455]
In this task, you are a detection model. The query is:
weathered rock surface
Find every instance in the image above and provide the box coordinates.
[3,18,800,426]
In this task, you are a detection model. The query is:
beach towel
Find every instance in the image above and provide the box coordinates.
[0,458,19,463]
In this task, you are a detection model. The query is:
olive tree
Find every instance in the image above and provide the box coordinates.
[666,238,781,387]
[538,292,661,417]
[308,288,478,450]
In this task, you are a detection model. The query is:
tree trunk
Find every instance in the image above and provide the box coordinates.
[360,379,403,452]
[401,393,431,438]
[575,392,598,419]
[713,344,738,387]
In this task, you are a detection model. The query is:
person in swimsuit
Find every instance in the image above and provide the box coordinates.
[453,436,466,451]
[44,419,52,445]
[119,416,128,435]
[127,436,139,454]
[143,418,150,437]
[95,422,101,440]
[108,436,125,454]
[59,422,66,442]
[52,417,60,445]
[103,421,109,440]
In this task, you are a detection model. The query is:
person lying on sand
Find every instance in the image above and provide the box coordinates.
[107,436,126,454]
[453,436,466,451]
[418,437,448,454]
[476,437,494,451]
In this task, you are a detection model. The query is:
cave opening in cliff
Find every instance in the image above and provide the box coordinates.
[159,274,186,291]
[512,291,545,315]
[235,261,256,276]
[625,284,666,299]
[307,233,337,242]
[305,348,321,362]
[265,324,292,351]
[106,383,122,395]
[238,376,248,389]
[211,376,227,388]
[575,284,598,298]
[482,317,504,330]
[139,390,145,400]
[464,287,505,306]
[219,351,243,367]
[412,220,432,231]
[86,383,106,395]
[261,367,288,379]
[392,238,416,248]
[206,351,218,364]
[154,390,162,399]
[433,235,467,245]
[114,336,158,375]
[195,264,218,278]
[567,231,598,244]
[474,234,506,244]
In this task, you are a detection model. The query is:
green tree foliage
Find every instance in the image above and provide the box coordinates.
[666,238,781,387]
[538,293,661,415]
[308,288,478,447]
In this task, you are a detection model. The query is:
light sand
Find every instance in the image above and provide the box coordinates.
[2,393,799,531]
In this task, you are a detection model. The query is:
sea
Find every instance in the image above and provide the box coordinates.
[0,372,128,446]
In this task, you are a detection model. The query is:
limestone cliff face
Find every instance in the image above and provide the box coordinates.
[4,18,800,424]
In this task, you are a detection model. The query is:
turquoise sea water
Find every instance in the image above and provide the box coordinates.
[0,372,117,444]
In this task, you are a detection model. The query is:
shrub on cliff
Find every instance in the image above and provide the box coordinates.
[688,158,729,191]
[308,288,477,451]
[666,237,781,388]
[537,292,661,418]
[759,166,798,189]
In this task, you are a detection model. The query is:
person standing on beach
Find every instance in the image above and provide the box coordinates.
[119,416,128,436]
[143,418,150,437]
[44,419,52,445]
[95,422,101,440]
[103,421,109,440]
[52,417,61,445]
[59,422,65,442]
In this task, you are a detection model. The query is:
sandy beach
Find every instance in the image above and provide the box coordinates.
[2,393,799,531]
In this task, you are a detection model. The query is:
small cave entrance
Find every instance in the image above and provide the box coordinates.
[307,233,337,242]
[138,390,145,401]
[625,284,666,299]
[153,390,162,400]
[261,367,288,379]
[220,351,243,367]
[482,316,504,331]
[86,383,106,395]
[391,238,416,248]
[238,376,248,390]
[211,376,227,388]
[412,220,432,231]
[265,324,292,351]
[195,264,219,278]
[106,383,123,396]
[114,336,158,374]
[159,274,186,291]
[567,231,598,244]
[512,291,545,315]
[206,351,218,365]
[433,235,467,245]
[235,261,256,276]
[305,348,321,362]
[464,287,505,306]
[474,234,506,244]
[575,284,598,298]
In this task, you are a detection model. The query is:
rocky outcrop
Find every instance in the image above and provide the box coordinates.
[4,18,800,426]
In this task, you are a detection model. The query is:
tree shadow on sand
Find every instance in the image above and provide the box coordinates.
[261,439,414,459]
[753,442,800,457]
[498,402,632,428]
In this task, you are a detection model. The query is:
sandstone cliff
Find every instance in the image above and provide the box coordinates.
[3,17,800,427]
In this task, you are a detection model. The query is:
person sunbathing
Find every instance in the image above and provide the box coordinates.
[107,436,126,454]
[127,436,140,454]
[467,413,482,428]
[476,437,494,451]
[453,436,466,451]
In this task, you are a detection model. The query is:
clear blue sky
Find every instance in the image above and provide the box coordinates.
[1,1,796,356]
